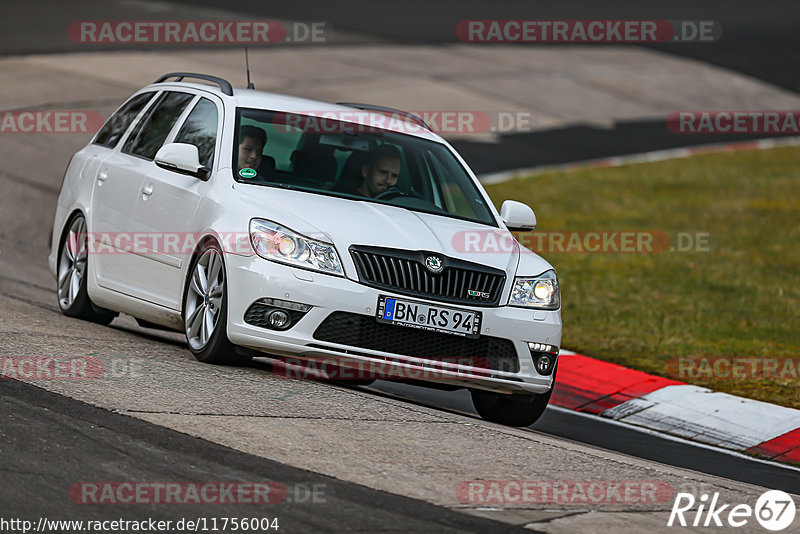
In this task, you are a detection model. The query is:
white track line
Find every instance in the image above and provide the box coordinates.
[547,405,800,475]
[604,385,800,450]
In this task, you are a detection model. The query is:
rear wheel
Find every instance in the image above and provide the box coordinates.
[183,242,249,365]
[56,214,116,325]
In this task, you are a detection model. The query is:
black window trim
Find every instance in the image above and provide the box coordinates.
[165,94,223,175]
[107,89,164,153]
[121,90,196,162]
[91,90,159,150]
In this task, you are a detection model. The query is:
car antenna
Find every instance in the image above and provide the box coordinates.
[245,47,255,90]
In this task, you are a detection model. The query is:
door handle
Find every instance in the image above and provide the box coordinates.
[97,170,108,183]
[141,183,154,198]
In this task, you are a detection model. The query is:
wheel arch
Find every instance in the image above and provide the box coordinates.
[56,209,87,264]
[181,232,225,314]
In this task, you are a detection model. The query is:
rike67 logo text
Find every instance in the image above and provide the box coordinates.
[668,490,796,531]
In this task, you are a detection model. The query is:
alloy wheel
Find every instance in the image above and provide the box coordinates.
[57,216,88,310]
[184,249,225,350]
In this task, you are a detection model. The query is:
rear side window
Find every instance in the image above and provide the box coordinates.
[123,91,194,160]
[174,98,218,168]
[93,92,155,148]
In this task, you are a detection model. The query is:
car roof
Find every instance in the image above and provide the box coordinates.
[145,80,445,143]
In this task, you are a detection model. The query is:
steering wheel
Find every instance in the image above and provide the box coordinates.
[374,187,423,201]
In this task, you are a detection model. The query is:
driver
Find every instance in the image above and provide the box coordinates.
[353,144,401,198]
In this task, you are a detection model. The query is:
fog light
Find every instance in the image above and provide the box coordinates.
[527,342,558,376]
[268,309,291,329]
[244,298,312,331]
[534,354,553,375]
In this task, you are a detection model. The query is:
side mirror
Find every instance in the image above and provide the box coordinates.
[500,200,536,231]
[154,143,209,180]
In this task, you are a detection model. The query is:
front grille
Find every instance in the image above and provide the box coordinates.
[312,312,519,373]
[350,246,506,306]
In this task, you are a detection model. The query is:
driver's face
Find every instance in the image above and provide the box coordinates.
[361,156,400,197]
[238,136,264,171]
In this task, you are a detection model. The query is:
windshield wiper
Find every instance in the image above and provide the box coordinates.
[239,179,295,190]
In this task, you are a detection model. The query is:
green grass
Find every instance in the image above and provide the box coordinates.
[485,146,800,409]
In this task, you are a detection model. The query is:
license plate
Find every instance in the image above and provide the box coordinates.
[376,296,481,338]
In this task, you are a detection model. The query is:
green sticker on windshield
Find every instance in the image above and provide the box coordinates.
[239,168,257,178]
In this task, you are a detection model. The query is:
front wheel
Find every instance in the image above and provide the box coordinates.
[183,242,249,365]
[471,387,553,427]
[56,214,116,325]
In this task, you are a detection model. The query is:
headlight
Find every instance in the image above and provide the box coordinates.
[510,269,560,310]
[249,219,343,276]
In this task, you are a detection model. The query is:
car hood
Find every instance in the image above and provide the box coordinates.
[234,185,552,278]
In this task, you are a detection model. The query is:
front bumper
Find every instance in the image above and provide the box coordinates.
[225,253,562,395]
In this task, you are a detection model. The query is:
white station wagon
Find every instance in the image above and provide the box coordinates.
[49,73,562,426]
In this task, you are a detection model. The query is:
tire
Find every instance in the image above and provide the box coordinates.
[56,214,117,325]
[471,363,558,427]
[471,389,552,427]
[183,241,249,365]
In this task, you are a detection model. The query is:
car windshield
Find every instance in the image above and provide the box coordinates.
[232,108,497,226]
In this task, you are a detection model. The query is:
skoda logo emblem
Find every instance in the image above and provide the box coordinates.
[425,256,444,273]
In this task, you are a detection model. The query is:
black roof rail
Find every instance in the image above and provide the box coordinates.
[336,102,431,131]
[154,72,234,96]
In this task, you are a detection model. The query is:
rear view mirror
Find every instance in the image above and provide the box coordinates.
[500,200,536,231]
[155,143,209,180]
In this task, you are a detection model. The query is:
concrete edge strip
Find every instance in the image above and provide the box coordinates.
[478,136,800,184]
[552,351,800,466]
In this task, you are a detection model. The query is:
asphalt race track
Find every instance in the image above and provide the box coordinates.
[1,1,799,532]
[0,379,527,533]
